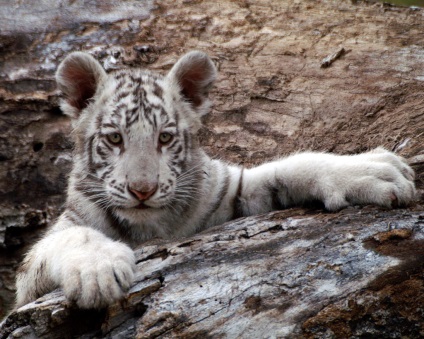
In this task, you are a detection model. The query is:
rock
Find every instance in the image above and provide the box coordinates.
[1,207,423,338]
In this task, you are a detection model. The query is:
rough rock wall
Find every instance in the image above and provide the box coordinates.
[0,0,423,320]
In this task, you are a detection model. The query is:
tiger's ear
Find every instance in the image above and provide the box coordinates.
[167,51,217,116]
[56,52,107,118]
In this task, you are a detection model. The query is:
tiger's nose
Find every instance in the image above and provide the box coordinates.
[129,183,158,201]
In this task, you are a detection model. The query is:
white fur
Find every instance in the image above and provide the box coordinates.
[242,148,415,213]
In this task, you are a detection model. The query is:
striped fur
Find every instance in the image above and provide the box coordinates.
[15,51,417,309]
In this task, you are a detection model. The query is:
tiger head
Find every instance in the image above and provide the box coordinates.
[56,51,217,221]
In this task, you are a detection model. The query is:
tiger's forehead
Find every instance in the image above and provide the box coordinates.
[112,69,166,103]
[97,69,177,131]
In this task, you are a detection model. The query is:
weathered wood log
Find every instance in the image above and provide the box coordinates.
[1,206,423,338]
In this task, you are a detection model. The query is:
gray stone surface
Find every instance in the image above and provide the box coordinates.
[1,207,423,337]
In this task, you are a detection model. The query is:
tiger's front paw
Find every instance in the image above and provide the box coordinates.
[324,149,416,211]
[61,240,135,309]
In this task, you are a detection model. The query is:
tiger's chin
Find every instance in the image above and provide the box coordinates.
[109,196,176,223]
[134,202,151,210]
[132,199,169,210]
[114,200,166,214]
[113,204,161,223]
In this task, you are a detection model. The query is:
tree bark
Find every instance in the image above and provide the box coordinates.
[1,206,423,338]
[0,0,423,336]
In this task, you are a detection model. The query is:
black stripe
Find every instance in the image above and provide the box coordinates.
[232,168,244,219]
[165,122,177,128]
[73,179,105,204]
[183,130,190,163]
[95,110,104,130]
[96,144,108,157]
[116,90,130,101]
[115,103,127,112]
[153,113,157,130]
[87,136,95,173]
[171,164,203,214]
[199,166,230,227]
[115,72,125,80]
[170,166,180,177]
[152,82,164,100]
[100,168,113,180]
[101,140,113,152]
[167,138,179,149]
[142,104,155,126]
[110,114,122,126]
[104,208,133,243]
[111,191,126,200]
[270,186,281,210]
[102,123,119,129]
[126,107,139,127]
[112,184,126,194]
[100,164,114,180]
[270,178,287,210]
[174,145,183,154]
[159,107,169,122]
[92,161,108,170]
[63,208,82,225]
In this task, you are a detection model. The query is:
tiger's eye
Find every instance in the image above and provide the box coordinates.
[107,133,123,145]
[159,132,173,145]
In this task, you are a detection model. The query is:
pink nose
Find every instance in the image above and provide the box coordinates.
[129,184,158,201]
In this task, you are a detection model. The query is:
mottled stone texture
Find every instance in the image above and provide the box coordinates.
[0,0,423,336]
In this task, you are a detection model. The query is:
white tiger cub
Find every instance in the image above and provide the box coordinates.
[16,51,416,309]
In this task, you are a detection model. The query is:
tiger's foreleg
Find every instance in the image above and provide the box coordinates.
[16,223,135,309]
[239,149,416,214]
